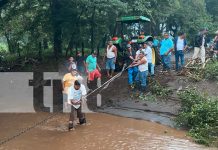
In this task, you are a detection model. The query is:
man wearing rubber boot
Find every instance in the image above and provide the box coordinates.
[68,80,87,131]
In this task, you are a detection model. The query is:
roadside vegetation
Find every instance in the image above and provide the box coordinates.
[175,88,218,147]
[204,60,218,80]
[0,0,217,148]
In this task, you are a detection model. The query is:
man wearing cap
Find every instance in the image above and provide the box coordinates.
[131,51,148,92]
[86,51,101,87]
[105,41,117,78]
[160,33,174,71]
[125,44,138,88]
[67,80,87,131]
[192,29,208,65]
[62,69,84,115]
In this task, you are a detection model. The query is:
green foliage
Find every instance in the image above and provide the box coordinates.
[0,0,216,61]
[206,0,218,21]
[175,88,218,146]
[130,80,172,102]
[137,92,157,102]
[149,80,172,99]
[204,61,218,80]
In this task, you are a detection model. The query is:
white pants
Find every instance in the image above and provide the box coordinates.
[192,46,205,64]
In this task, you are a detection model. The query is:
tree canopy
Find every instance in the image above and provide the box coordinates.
[0,0,217,59]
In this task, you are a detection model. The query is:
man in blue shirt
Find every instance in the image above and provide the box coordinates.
[153,36,159,48]
[160,33,174,71]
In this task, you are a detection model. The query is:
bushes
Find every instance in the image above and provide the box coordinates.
[149,80,172,99]
[175,88,218,146]
[204,61,218,80]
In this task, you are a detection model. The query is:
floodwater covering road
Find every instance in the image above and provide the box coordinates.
[0,113,215,150]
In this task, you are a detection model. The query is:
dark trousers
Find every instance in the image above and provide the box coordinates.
[161,55,171,70]
[175,50,185,71]
[69,106,85,122]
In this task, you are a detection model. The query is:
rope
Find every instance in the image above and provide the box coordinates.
[0,64,130,146]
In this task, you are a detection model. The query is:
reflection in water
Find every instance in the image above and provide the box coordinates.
[0,113,212,150]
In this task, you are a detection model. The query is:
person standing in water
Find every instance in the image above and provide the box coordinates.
[68,80,87,131]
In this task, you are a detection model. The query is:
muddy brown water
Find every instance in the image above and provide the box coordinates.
[0,113,214,150]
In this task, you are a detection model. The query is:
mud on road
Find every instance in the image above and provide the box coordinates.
[0,113,212,150]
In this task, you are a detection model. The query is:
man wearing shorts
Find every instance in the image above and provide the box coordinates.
[105,41,117,78]
[86,51,101,87]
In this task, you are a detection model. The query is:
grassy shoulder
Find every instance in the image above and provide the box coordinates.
[131,61,218,147]
[175,88,218,147]
[204,60,218,80]
[176,61,218,147]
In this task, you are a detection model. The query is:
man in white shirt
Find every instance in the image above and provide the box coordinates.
[174,32,187,71]
[131,51,148,92]
[68,80,87,131]
[143,42,154,76]
[105,41,117,78]
[136,44,144,59]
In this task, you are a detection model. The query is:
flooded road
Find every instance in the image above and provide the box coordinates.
[0,113,214,150]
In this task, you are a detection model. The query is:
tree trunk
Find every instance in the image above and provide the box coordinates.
[4,33,14,53]
[38,41,42,61]
[81,42,84,56]
[66,35,74,57]
[43,38,48,50]
[97,42,100,58]
[65,48,69,58]
[17,43,21,58]
[51,0,62,59]
[90,7,96,53]
[75,43,78,58]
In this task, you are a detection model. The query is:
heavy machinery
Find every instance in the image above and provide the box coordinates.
[111,16,158,70]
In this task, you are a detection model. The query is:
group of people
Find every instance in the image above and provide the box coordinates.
[62,50,103,131]
[125,28,218,91]
[124,32,187,92]
[61,29,218,131]
[62,41,119,130]
[124,32,185,92]
[126,42,154,92]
